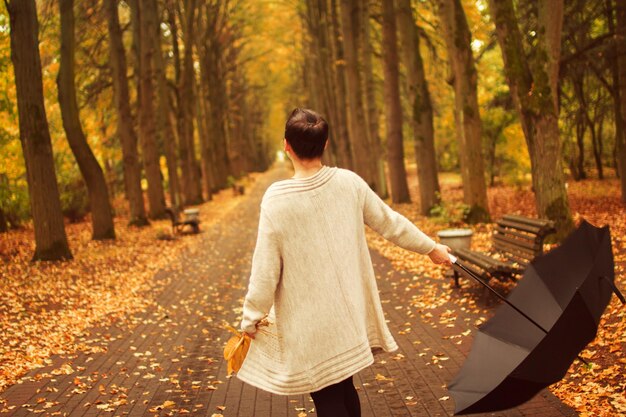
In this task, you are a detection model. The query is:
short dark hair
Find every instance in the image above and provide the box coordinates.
[284,108,328,159]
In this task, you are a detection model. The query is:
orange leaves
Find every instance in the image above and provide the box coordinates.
[148,400,176,412]
[222,316,274,375]
[0,183,250,393]
[223,326,251,376]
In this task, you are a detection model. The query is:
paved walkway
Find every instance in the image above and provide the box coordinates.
[0,166,577,416]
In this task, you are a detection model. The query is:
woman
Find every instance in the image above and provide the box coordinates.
[238,108,452,417]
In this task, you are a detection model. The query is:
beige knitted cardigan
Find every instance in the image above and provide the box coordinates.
[237,166,436,395]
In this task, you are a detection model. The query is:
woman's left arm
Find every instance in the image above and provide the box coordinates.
[240,209,282,336]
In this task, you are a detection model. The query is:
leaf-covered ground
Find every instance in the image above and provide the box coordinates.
[369,170,626,416]
[0,177,256,394]
[0,169,624,416]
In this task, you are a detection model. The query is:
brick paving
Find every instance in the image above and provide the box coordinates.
[0,165,577,417]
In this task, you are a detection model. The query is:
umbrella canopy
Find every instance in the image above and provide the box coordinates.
[448,220,624,415]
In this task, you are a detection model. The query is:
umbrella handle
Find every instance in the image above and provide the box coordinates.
[601,276,625,304]
[448,254,549,334]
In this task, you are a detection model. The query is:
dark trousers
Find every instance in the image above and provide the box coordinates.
[310,376,361,417]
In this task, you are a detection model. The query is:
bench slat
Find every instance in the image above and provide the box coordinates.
[455,248,515,274]
[504,254,530,270]
[502,214,553,229]
[495,225,543,243]
[497,218,543,234]
[493,237,538,260]
[493,232,541,252]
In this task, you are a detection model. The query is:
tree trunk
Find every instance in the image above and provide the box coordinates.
[616,0,626,201]
[437,0,489,222]
[178,0,203,205]
[149,0,182,209]
[304,0,343,168]
[361,1,388,199]
[132,0,167,219]
[574,111,586,180]
[194,5,213,196]
[572,73,587,181]
[590,118,604,180]
[397,0,441,214]
[129,0,141,104]
[329,0,353,169]
[489,0,574,239]
[58,0,115,240]
[7,0,72,260]
[227,68,249,178]
[0,175,8,231]
[195,70,215,199]
[340,0,377,191]
[200,4,231,189]
[318,0,342,167]
[105,0,148,226]
[382,0,410,203]
[195,6,219,196]
[0,206,7,233]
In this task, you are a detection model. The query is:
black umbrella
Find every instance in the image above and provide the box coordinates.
[447,220,624,415]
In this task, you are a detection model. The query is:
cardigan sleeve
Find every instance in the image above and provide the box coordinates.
[240,208,282,334]
[361,178,437,255]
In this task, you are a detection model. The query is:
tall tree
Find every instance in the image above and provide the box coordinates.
[105,0,148,226]
[6,0,73,260]
[437,0,490,222]
[382,0,410,203]
[195,63,215,199]
[58,0,115,240]
[303,0,351,168]
[339,0,378,192]
[132,0,167,218]
[361,1,388,198]
[178,0,203,205]
[199,1,232,189]
[150,0,182,209]
[616,0,626,201]
[397,0,441,214]
[489,0,574,239]
[329,0,353,169]
[195,2,219,197]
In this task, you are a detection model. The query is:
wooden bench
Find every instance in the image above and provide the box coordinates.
[452,214,556,287]
[165,207,200,235]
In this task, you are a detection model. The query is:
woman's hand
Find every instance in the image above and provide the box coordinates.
[428,243,453,266]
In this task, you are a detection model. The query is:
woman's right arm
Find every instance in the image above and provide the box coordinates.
[361,183,451,264]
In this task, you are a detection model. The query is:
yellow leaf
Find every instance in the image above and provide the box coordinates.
[223,333,250,375]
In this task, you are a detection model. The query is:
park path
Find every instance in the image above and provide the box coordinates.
[0,165,577,417]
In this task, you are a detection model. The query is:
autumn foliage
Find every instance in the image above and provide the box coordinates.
[223,327,251,376]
